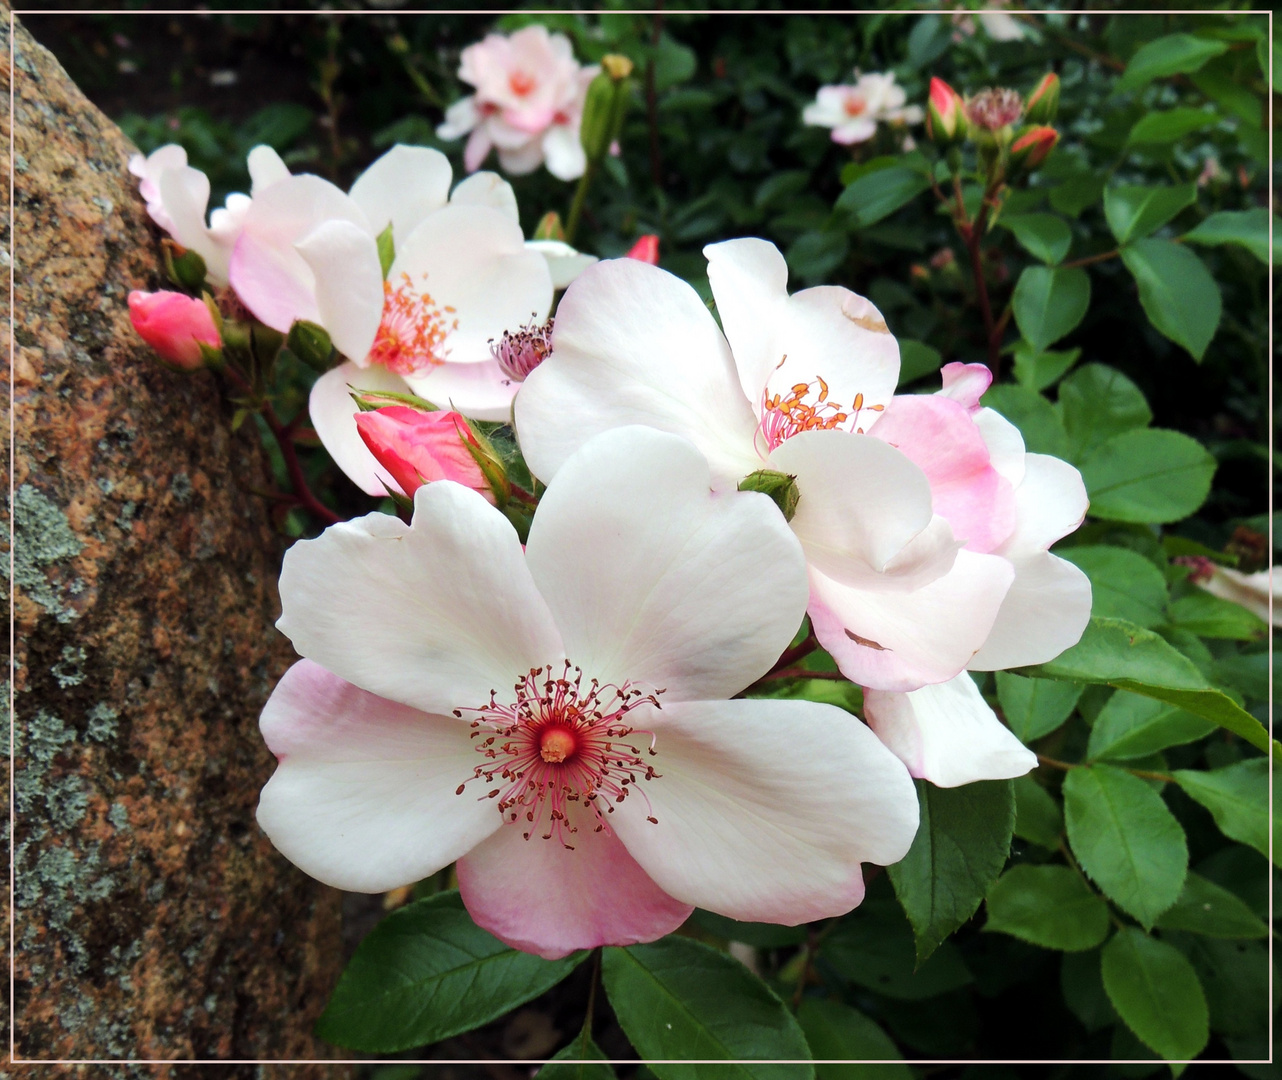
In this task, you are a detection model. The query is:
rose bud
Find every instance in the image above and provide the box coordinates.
[128,290,221,371]
[1008,125,1059,178]
[354,406,506,504]
[626,235,660,264]
[925,77,967,144]
[1024,72,1060,124]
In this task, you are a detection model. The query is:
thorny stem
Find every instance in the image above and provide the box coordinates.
[508,482,539,508]
[317,21,346,184]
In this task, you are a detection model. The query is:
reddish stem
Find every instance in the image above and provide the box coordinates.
[765,630,818,676]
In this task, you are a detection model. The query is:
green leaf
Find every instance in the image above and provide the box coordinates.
[1120,238,1222,361]
[1057,362,1153,461]
[538,1027,617,1080]
[984,865,1110,952]
[1126,109,1216,146]
[1050,175,1105,218]
[1154,872,1269,939]
[1013,774,1063,849]
[836,166,930,228]
[996,672,1083,742]
[376,223,396,279]
[1087,691,1214,762]
[1059,546,1169,628]
[689,910,807,949]
[785,231,849,281]
[1061,950,1116,1032]
[1173,759,1274,865]
[1103,184,1197,245]
[1001,213,1072,265]
[649,31,697,91]
[1063,765,1188,928]
[1167,592,1268,640]
[1012,265,1091,353]
[1024,616,1276,760]
[796,999,909,1080]
[1080,428,1216,523]
[602,938,812,1079]
[316,891,585,1052]
[1101,928,1209,1061]
[1117,33,1229,91]
[1011,342,1079,392]
[887,779,1014,962]
[898,340,943,383]
[981,384,1071,459]
[1174,934,1269,1039]
[1183,209,1276,265]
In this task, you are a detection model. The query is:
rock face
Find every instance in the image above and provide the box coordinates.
[5,11,345,1064]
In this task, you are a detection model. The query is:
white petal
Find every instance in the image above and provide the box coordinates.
[525,427,809,701]
[348,144,453,245]
[968,553,1092,671]
[496,138,545,175]
[157,166,231,285]
[257,660,501,892]
[610,698,919,924]
[703,238,791,405]
[391,203,552,365]
[980,12,1026,41]
[514,258,762,488]
[810,551,1015,691]
[999,454,1089,557]
[295,220,385,365]
[247,144,291,194]
[974,407,1026,487]
[229,175,370,332]
[1199,567,1279,627]
[309,361,411,496]
[542,124,587,180]
[525,240,598,289]
[864,673,1037,788]
[438,95,480,139]
[277,482,564,716]
[449,171,520,221]
[832,117,878,145]
[403,360,519,423]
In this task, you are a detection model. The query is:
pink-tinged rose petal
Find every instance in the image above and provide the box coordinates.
[968,552,1092,671]
[626,235,661,264]
[938,362,992,412]
[457,821,691,960]
[869,393,1016,554]
[309,361,411,496]
[864,672,1037,787]
[355,407,493,503]
[128,290,219,369]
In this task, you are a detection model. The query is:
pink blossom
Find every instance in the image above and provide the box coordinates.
[127,290,220,370]
[354,406,493,502]
[802,72,923,145]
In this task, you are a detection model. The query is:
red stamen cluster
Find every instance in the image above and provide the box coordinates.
[759,373,884,450]
[964,88,1024,131]
[454,662,662,849]
[368,272,458,377]
[490,316,554,383]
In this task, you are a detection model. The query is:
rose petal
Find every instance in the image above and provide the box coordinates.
[309,361,414,496]
[348,144,453,245]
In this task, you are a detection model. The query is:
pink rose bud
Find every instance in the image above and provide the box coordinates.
[926,77,966,143]
[355,406,498,504]
[626,235,660,264]
[1025,72,1059,124]
[128,290,220,371]
[1009,125,1059,174]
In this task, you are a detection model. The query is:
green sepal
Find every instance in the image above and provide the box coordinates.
[286,319,334,373]
[376,223,396,279]
[163,241,207,293]
[738,469,800,522]
[349,386,439,413]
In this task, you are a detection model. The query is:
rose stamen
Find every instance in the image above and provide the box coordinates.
[368,272,458,377]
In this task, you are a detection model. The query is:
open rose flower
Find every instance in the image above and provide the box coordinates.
[437,25,598,181]
[802,72,923,145]
[515,239,1016,695]
[257,426,919,958]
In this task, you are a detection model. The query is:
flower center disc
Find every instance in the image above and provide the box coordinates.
[369,272,458,377]
[539,726,576,764]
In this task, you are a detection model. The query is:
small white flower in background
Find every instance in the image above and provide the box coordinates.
[951,3,1027,42]
[802,72,923,146]
[257,426,919,959]
[437,25,598,181]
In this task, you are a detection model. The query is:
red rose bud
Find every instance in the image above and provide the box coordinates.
[1008,125,1059,176]
[533,211,566,242]
[355,407,505,505]
[626,235,660,264]
[925,77,966,143]
[1025,72,1060,124]
[128,290,221,371]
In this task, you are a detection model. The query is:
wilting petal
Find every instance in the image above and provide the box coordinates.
[391,203,552,366]
[542,124,587,181]
[309,361,412,496]
[457,821,691,960]
[968,552,1092,671]
[450,171,520,221]
[257,660,501,893]
[277,482,564,715]
[515,258,762,488]
[864,672,1037,788]
[610,698,919,925]
[295,220,385,365]
[809,550,1015,691]
[348,145,453,245]
[403,360,520,423]
[525,426,808,702]
[998,453,1089,556]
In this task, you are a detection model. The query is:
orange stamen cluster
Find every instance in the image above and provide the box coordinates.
[759,375,885,450]
[367,272,458,377]
[454,662,663,849]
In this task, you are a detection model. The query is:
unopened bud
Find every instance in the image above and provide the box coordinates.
[1024,73,1059,124]
[626,235,660,264]
[349,386,439,413]
[490,317,554,383]
[286,320,334,372]
[738,469,800,522]
[925,77,967,145]
[128,290,221,371]
[601,54,634,81]
[1008,125,1059,179]
[163,239,207,293]
[580,57,634,163]
[533,211,567,242]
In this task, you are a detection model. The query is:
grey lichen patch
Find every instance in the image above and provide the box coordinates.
[46,775,90,831]
[107,802,130,830]
[171,471,193,504]
[97,477,115,496]
[52,644,88,688]
[9,483,85,622]
[115,500,137,530]
[86,702,119,742]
